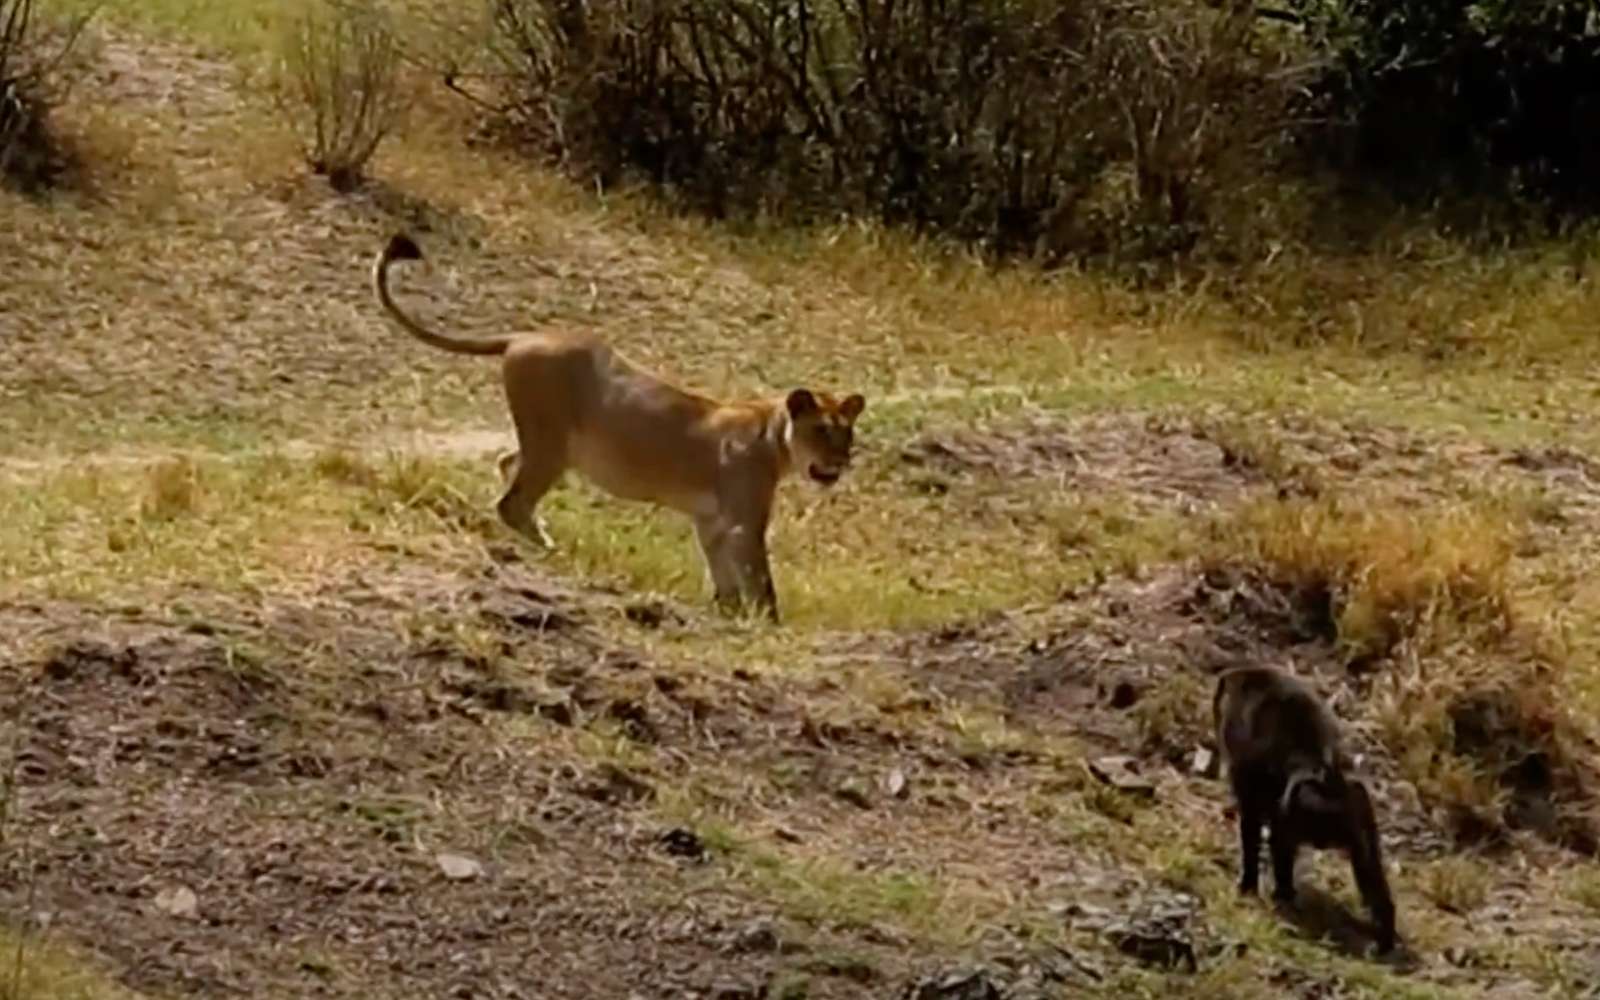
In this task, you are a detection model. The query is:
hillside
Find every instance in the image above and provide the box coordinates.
[5,5,1600,999]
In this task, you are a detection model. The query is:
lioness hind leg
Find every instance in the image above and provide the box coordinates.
[497,446,563,550]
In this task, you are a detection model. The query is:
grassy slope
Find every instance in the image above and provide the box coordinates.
[5,2,1600,999]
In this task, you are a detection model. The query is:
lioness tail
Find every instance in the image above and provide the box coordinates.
[372,234,512,357]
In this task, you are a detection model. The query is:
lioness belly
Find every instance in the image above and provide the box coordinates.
[567,434,712,516]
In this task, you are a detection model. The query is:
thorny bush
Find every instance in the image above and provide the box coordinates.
[482,0,1309,263]
[271,0,406,193]
[0,0,92,192]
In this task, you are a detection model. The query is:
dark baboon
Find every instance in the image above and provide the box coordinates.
[1214,665,1397,954]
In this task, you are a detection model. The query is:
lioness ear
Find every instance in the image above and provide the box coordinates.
[840,393,866,421]
[786,389,819,418]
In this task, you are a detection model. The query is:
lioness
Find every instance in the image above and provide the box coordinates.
[372,233,866,622]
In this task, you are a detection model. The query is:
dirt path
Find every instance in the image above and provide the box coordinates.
[0,385,1039,482]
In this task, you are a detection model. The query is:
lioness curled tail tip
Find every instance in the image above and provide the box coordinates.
[383,233,424,263]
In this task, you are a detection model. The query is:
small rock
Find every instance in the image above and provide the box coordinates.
[883,768,909,799]
[436,852,484,881]
[727,918,781,954]
[903,967,1003,1000]
[153,885,198,919]
[1190,746,1215,777]
[1086,755,1156,798]
[658,827,708,861]
[836,781,874,810]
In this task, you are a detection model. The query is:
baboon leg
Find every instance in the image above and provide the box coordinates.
[1269,818,1299,903]
[1237,790,1264,896]
[497,437,564,550]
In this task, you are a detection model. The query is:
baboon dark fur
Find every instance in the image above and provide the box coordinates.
[1214,665,1397,954]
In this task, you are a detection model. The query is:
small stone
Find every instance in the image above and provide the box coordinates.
[730,918,780,954]
[883,768,909,798]
[836,781,874,810]
[658,827,708,861]
[1190,746,1215,777]
[904,967,1003,1000]
[1087,755,1156,798]
[153,885,198,919]
[436,852,484,881]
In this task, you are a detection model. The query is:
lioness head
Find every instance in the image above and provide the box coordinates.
[785,389,866,486]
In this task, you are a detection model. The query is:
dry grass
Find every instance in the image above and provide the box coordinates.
[0,930,144,1000]
[1205,495,1518,663]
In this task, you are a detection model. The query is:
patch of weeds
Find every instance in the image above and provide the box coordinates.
[767,972,810,1000]
[737,845,979,943]
[1564,868,1600,914]
[0,926,141,1000]
[1129,671,1210,763]
[1415,856,1491,915]
[1047,497,1196,581]
[1371,647,1597,852]
[1193,416,1302,485]
[367,453,495,534]
[313,447,377,487]
[139,456,203,522]
[1081,780,1144,826]
[338,794,428,843]
[800,950,879,984]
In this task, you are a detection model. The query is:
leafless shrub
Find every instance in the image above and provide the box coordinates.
[477,0,1311,262]
[271,0,405,193]
[0,0,94,193]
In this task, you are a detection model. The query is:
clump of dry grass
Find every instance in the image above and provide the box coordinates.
[1213,232,1600,361]
[1372,644,1597,852]
[269,0,404,192]
[139,456,202,522]
[1415,855,1492,915]
[1205,494,1517,665]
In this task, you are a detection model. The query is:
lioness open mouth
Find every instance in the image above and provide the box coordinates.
[809,465,842,485]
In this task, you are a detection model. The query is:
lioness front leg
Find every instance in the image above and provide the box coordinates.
[496,447,561,550]
[693,515,778,622]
